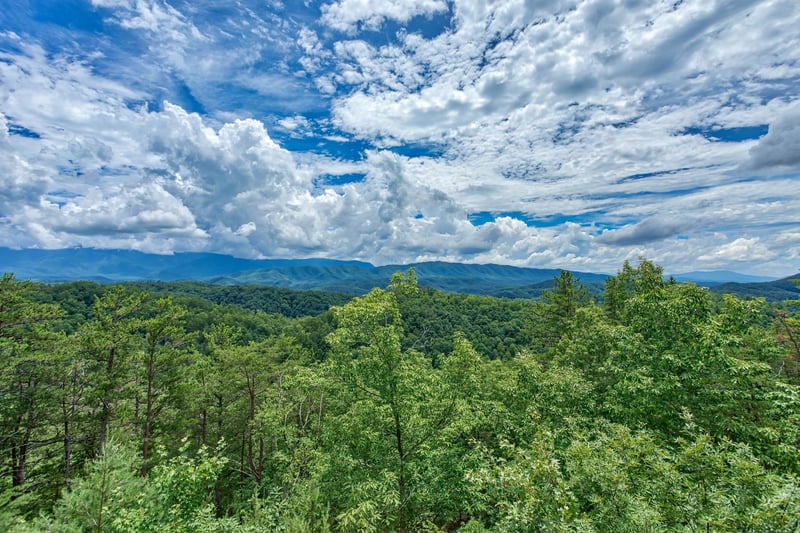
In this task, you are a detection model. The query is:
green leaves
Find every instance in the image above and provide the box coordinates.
[323,287,489,530]
[2,262,800,531]
[48,438,146,533]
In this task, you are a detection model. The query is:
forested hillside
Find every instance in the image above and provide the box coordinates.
[710,274,800,301]
[0,247,606,296]
[1,260,799,532]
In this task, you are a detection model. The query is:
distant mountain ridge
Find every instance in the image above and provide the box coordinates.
[0,248,371,283]
[205,261,610,295]
[671,270,776,285]
[0,247,793,299]
[709,276,800,302]
[0,247,606,295]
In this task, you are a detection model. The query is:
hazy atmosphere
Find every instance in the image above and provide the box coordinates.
[1,0,799,276]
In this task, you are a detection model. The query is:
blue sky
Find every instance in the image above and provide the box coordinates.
[1,0,799,276]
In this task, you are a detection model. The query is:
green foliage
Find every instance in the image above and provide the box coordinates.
[79,287,148,451]
[529,270,591,351]
[542,271,590,324]
[602,258,665,322]
[46,438,147,533]
[323,284,487,530]
[125,280,350,318]
[144,440,229,532]
[1,263,799,531]
[774,285,800,381]
[398,287,537,360]
[0,273,65,512]
[710,274,800,302]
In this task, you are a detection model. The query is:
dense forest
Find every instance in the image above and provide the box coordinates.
[1,260,798,532]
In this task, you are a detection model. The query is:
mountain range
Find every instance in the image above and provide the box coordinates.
[1,247,795,301]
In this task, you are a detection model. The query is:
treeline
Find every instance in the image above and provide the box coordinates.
[0,261,799,532]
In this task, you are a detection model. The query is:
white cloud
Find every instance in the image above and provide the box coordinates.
[1,1,798,276]
[698,237,775,264]
[235,222,257,237]
[0,112,8,141]
[141,112,478,261]
[321,0,449,32]
[297,27,330,73]
[40,183,201,236]
[91,0,204,43]
[744,108,800,172]
[313,0,799,274]
[277,115,311,134]
[0,153,52,214]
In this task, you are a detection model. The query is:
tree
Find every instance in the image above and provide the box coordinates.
[47,438,146,533]
[40,439,231,533]
[602,258,665,322]
[206,323,306,496]
[530,270,590,351]
[139,297,189,475]
[774,277,800,381]
[324,277,482,531]
[0,273,61,495]
[79,288,147,452]
[325,287,416,531]
[50,333,90,488]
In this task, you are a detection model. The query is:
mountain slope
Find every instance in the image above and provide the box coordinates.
[203,260,609,295]
[672,270,777,285]
[0,247,607,296]
[0,247,370,283]
[2,247,791,299]
[709,275,800,301]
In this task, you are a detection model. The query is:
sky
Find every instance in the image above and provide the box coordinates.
[1,0,799,277]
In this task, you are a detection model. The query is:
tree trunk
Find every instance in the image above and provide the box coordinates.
[64,416,72,484]
[200,372,208,445]
[11,407,33,489]
[393,407,407,533]
[245,374,263,482]
[201,407,207,446]
[141,350,155,476]
[11,444,27,487]
[99,346,116,453]
[99,402,109,453]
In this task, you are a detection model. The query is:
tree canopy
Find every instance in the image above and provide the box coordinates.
[1,261,798,532]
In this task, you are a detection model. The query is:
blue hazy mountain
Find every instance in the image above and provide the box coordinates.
[0,247,789,298]
[0,248,370,283]
[0,247,604,294]
[671,270,777,285]
[708,275,800,301]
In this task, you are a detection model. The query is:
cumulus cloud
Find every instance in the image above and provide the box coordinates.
[698,237,775,264]
[0,154,53,214]
[41,183,201,236]
[1,1,798,276]
[744,109,800,172]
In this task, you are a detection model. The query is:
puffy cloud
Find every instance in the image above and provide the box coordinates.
[744,109,800,172]
[38,184,201,237]
[0,154,53,214]
[1,180,206,253]
[277,115,311,134]
[1,1,798,277]
[698,237,775,264]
